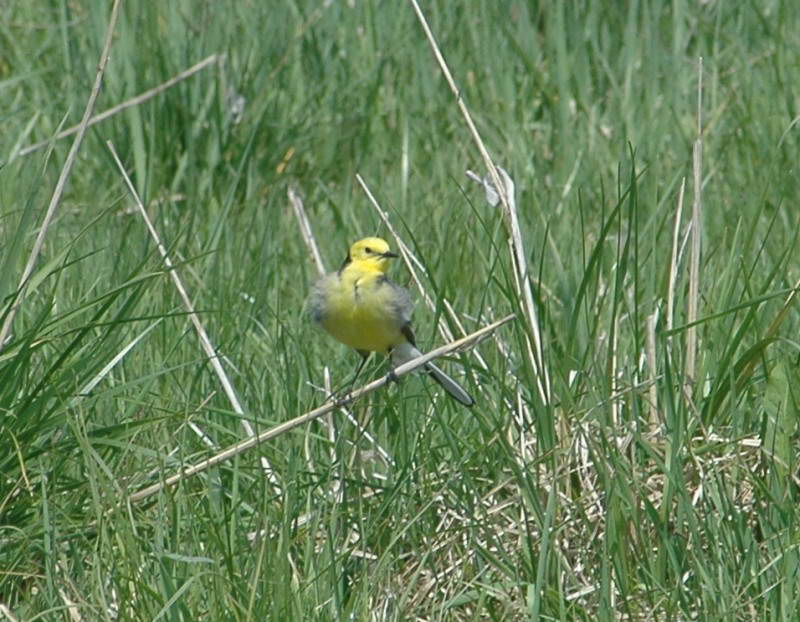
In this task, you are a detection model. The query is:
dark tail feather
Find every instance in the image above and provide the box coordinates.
[392,342,475,407]
[424,362,474,407]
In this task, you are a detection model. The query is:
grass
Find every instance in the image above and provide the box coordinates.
[2,0,800,619]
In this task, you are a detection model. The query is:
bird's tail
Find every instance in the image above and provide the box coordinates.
[391,343,474,407]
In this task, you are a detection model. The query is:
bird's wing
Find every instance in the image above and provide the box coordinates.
[308,273,338,324]
[383,277,414,326]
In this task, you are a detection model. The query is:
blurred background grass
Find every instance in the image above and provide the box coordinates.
[1,1,799,619]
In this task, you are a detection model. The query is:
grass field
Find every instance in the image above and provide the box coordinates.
[2,1,800,619]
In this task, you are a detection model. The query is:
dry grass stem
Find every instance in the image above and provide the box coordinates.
[128,313,515,503]
[0,604,20,622]
[646,310,659,426]
[686,57,704,384]
[356,173,495,402]
[289,186,326,277]
[289,183,392,471]
[355,173,436,309]
[107,140,281,491]
[407,0,550,404]
[0,0,124,353]
[11,54,220,162]
[667,177,687,332]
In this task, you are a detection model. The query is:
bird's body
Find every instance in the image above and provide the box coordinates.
[309,237,474,407]
[312,268,410,355]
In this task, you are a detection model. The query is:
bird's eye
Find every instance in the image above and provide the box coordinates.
[365,247,372,254]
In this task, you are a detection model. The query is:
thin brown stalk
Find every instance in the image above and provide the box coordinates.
[685,58,704,384]
[107,141,281,492]
[407,0,550,404]
[355,173,436,310]
[289,186,326,277]
[646,311,659,426]
[667,178,687,332]
[0,0,123,353]
[289,185,378,469]
[128,314,515,503]
[291,183,403,477]
[355,173,496,398]
[11,54,220,161]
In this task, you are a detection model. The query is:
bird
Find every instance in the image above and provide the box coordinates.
[309,237,474,406]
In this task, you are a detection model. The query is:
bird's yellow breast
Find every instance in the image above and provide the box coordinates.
[319,269,406,354]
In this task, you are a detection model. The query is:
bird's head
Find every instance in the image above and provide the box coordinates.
[343,237,398,273]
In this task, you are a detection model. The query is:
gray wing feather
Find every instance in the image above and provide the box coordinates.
[384,277,414,325]
[307,273,337,324]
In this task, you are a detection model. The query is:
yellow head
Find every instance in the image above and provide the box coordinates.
[342,237,397,273]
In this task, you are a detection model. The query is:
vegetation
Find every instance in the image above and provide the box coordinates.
[1,1,799,619]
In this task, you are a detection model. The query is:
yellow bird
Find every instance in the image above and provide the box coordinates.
[309,237,474,406]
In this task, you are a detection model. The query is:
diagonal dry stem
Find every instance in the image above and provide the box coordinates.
[356,173,504,404]
[128,314,515,503]
[686,57,704,385]
[667,178,687,333]
[10,54,220,162]
[355,174,436,310]
[407,0,550,405]
[288,185,392,476]
[107,141,281,493]
[0,0,124,353]
[289,186,326,277]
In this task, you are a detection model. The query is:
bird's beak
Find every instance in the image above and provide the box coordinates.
[382,251,398,258]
